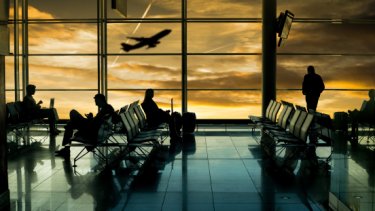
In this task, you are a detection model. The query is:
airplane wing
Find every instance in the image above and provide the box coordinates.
[150,29,172,41]
[127,37,147,42]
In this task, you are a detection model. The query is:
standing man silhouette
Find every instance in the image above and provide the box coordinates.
[302,65,325,111]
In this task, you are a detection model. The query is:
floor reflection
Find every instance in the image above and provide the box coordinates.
[255,133,331,210]
[6,125,375,210]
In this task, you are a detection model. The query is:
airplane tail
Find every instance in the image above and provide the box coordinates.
[121,43,133,52]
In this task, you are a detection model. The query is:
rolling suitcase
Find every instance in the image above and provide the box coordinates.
[182,112,196,134]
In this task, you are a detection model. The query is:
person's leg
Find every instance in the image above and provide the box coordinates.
[306,94,319,111]
[62,121,74,146]
[56,110,87,157]
[306,95,313,111]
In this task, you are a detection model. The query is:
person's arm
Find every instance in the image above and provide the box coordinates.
[94,104,114,121]
[23,96,40,111]
[319,75,325,93]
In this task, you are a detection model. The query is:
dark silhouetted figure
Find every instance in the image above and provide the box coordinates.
[55,94,114,157]
[302,65,325,111]
[348,89,375,141]
[23,84,59,135]
[141,89,170,129]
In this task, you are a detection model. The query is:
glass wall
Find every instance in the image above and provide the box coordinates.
[5,0,375,119]
[277,1,375,117]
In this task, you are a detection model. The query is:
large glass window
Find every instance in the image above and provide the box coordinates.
[5,1,375,119]
[277,2,375,117]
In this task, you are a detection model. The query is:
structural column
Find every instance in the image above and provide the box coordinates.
[99,0,107,97]
[14,0,20,101]
[181,0,187,113]
[21,0,28,97]
[262,0,277,117]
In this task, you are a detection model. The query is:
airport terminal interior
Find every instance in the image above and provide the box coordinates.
[1,0,375,210]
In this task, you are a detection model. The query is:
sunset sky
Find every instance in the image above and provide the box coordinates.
[4,0,375,119]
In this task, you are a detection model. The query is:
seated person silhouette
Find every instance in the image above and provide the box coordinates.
[23,84,60,135]
[55,94,115,157]
[348,89,375,140]
[141,89,171,129]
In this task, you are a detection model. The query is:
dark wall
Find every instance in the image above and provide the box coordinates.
[0,0,10,208]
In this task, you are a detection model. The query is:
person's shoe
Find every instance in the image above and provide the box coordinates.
[55,148,70,157]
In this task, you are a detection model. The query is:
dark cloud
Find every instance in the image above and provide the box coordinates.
[279,0,375,19]
[28,0,96,19]
[281,23,375,54]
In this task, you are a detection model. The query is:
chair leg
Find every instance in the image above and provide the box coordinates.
[73,147,89,167]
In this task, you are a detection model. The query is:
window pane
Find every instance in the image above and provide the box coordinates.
[278,23,375,54]
[8,23,24,54]
[108,56,181,89]
[108,90,181,113]
[8,1,13,20]
[28,0,97,19]
[188,55,262,89]
[279,0,375,19]
[6,91,15,103]
[188,91,261,119]
[188,23,261,53]
[5,56,23,101]
[107,0,181,19]
[278,90,369,117]
[187,0,261,18]
[277,56,375,89]
[8,24,14,54]
[107,23,181,54]
[5,56,15,90]
[28,56,98,89]
[28,23,97,54]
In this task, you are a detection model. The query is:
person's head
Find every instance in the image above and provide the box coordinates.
[94,93,107,107]
[369,89,375,100]
[26,84,36,96]
[307,65,315,74]
[144,89,154,100]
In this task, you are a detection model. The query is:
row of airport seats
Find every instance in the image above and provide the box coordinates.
[69,100,168,172]
[333,100,375,144]
[5,101,50,153]
[249,100,333,164]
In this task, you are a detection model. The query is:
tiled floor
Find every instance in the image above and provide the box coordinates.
[6,125,375,211]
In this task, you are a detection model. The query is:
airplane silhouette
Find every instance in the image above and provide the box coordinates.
[121,29,172,52]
